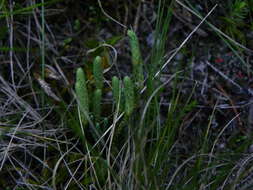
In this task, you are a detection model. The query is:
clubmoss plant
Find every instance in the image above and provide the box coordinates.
[112,76,121,111]
[75,68,89,125]
[123,76,135,116]
[93,89,102,123]
[127,29,144,89]
[93,56,104,89]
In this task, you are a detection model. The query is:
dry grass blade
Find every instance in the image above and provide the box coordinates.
[0,111,28,171]
[0,75,41,121]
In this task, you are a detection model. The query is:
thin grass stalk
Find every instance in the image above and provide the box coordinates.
[188,101,218,188]
[145,0,173,137]
[149,0,172,78]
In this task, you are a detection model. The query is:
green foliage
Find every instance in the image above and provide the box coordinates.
[229,0,248,22]
[123,76,135,116]
[221,0,249,43]
[93,56,104,89]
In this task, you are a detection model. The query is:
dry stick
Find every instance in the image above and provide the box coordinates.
[140,4,218,94]
[175,0,253,53]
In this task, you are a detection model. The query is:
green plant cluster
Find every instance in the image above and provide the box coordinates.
[221,0,251,44]
[70,30,147,187]
[74,30,142,136]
